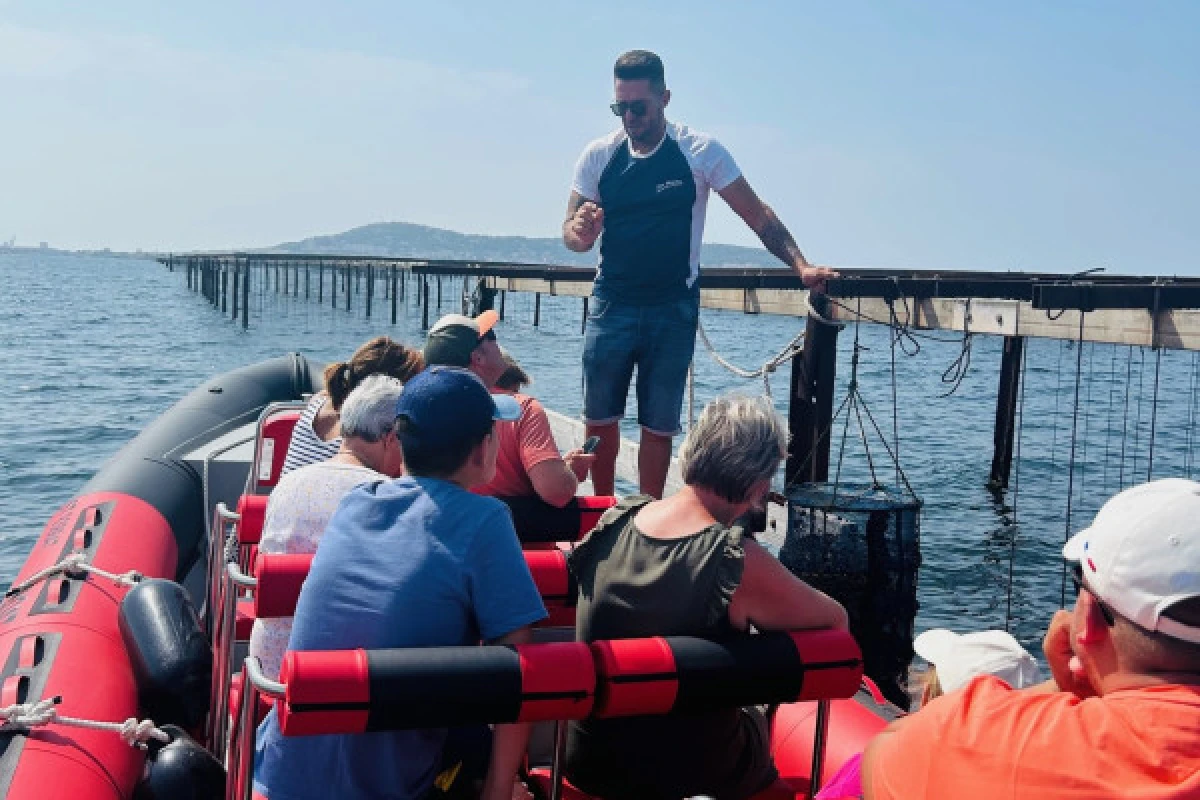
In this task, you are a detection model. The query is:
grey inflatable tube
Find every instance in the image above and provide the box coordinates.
[80,353,323,579]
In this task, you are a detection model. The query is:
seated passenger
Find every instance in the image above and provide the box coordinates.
[424,311,592,507]
[911,627,1041,705]
[494,348,531,392]
[249,375,406,680]
[864,479,1200,800]
[281,335,423,476]
[565,394,849,800]
[254,367,548,800]
[815,629,1041,800]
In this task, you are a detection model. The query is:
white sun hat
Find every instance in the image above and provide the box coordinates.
[913,628,1042,693]
[1063,478,1200,644]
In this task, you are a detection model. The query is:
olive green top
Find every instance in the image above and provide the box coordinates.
[565,496,777,800]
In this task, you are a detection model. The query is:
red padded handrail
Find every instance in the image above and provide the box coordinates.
[250,549,576,621]
[235,494,269,546]
[278,642,595,736]
[272,630,860,737]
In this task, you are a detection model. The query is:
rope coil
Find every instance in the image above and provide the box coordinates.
[0,696,169,750]
[4,552,142,598]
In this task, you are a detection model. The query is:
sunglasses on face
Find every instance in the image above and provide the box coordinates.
[479,329,497,342]
[1068,562,1116,626]
[610,100,648,118]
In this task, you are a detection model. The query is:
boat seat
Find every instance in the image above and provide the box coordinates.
[234,494,269,571]
[235,600,256,640]
[500,495,618,546]
[251,407,303,493]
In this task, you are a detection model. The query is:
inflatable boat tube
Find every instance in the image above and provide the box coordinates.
[0,354,321,800]
[80,353,322,579]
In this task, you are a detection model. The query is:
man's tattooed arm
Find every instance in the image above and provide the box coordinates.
[754,204,810,271]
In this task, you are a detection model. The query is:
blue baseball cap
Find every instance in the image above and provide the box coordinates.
[394,366,521,450]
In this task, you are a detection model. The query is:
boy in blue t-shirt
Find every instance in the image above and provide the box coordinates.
[255,366,548,800]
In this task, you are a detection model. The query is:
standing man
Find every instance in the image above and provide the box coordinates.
[564,49,835,498]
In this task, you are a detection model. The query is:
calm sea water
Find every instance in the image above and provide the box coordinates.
[3,252,1198,658]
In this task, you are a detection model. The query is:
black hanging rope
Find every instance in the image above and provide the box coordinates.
[1078,342,1094,520]
[1119,346,1133,489]
[1060,313,1087,609]
[831,311,866,501]
[1048,340,1066,494]
[889,301,901,489]
[1187,353,1199,478]
[1132,347,1145,483]
[938,300,973,398]
[815,297,917,503]
[1103,344,1118,496]
[1147,347,1163,481]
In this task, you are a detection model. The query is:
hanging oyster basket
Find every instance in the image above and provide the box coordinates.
[779,482,922,709]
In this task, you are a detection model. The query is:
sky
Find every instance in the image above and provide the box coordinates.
[1,1,1197,274]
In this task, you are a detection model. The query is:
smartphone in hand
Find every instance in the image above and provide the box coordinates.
[582,435,601,454]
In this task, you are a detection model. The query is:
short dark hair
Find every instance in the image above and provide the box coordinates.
[398,421,493,479]
[614,50,665,93]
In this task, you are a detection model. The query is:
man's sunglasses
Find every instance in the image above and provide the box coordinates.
[478,329,497,342]
[1068,562,1116,626]
[610,100,648,118]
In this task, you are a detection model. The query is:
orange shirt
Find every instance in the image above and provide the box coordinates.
[866,676,1200,800]
[473,392,564,498]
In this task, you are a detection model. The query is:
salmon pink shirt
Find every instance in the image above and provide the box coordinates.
[866,675,1200,800]
[473,392,564,498]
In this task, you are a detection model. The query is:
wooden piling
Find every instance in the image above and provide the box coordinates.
[221,267,228,313]
[318,263,324,303]
[331,266,337,308]
[500,290,506,320]
[988,335,1025,490]
[305,265,310,300]
[232,269,239,320]
[534,293,541,326]
[437,277,442,309]
[391,267,398,325]
[241,260,250,329]
[422,280,430,330]
[365,266,374,319]
[581,297,588,334]
[786,294,840,485]
[345,268,351,312]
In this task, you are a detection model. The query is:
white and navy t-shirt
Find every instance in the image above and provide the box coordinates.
[572,122,741,304]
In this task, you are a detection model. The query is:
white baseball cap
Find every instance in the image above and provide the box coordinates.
[1063,478,1200,644]
[913,629,1042,692]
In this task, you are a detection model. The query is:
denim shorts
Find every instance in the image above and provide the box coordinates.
[582,294,699,436]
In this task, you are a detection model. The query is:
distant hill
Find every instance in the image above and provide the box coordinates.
[271,221,780,268]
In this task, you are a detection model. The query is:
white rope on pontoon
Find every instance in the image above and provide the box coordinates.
[0,696,169,749]
[695,321,806,398]
[4,552,142,598]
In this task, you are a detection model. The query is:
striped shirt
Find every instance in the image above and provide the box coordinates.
[281,394,341,476]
